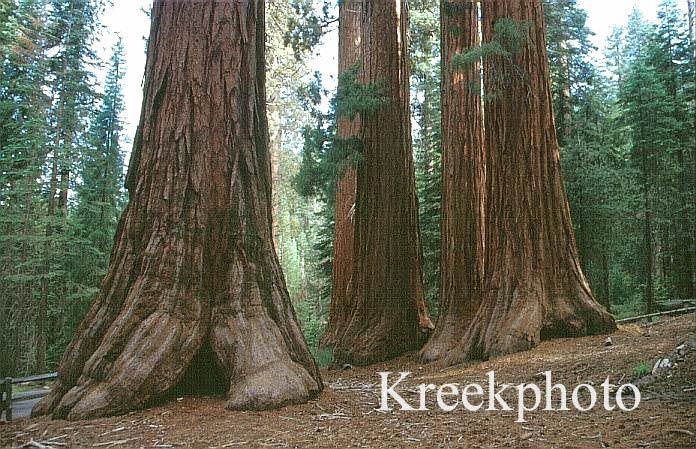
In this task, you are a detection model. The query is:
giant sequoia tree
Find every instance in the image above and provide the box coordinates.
[420,0,484,362]
[478,0,614,360]
[425,0,615,366]
[320,0,361,350]
[33,0,321,420]
[332,0,433,365]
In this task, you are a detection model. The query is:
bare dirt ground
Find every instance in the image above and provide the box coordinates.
[2,315,695,449]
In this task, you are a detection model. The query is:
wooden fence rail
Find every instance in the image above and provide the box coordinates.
[0,372,57,422]
[616,306,696,324]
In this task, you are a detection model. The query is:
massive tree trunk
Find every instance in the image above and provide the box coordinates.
[320,0,361,350]
[332,0,433,365]
[33,0,321,421]
[420,0,484,363]
[428,0,615,366]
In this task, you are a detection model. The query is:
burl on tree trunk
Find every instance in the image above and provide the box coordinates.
[32,0,321,421]
[423,0,615,367]
[331,0,434,366]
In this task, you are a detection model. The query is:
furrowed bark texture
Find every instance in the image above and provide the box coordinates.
[33,0,321,421]
[332,0,433,366]
[429,0,615,367]
[475,0,615,360]
[420,0,485,363]
[320,0,361,350]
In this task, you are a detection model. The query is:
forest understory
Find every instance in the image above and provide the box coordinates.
[2,315,694,449]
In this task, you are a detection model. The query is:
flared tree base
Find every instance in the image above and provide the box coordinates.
[332,314,432,367]
[33,316,321,421]
[421,271,616,367]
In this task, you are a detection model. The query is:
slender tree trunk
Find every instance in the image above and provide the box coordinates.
[661,34,693,300]
[320,0,361,350]
[674,147,694,299]
[33,0,321,420]
[601,251,611,313]
[37,151,56,374]
[432,0,614,366]
[420,0,484,362]
[644,190,655,314]
[57,147,70,214]
[659,224,669,285]
[332,0,433,365]
[38,85,66,374]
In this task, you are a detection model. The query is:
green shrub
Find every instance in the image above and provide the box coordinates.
[311,347,333,369]
[633,361,651,379]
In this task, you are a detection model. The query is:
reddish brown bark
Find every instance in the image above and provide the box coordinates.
[427,0,615,366]
[33,0,321,420]
[320,0,361,350]
[332,0,433,366]
[420,0,485,363]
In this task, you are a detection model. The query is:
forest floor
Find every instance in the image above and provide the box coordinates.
[1,315,695,449]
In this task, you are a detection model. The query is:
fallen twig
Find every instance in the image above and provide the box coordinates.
[99,427,125,436]
[44,435,67,442]
[92,437,138,447]
[666,429,694,437]
[221,442,248,448]
[16,440,54,449]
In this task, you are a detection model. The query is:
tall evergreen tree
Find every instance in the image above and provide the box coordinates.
[620,8,683,313]
[654,0,694,299]
[0,0,15,50]
[331,0,434,366]
[544,0,641,312]
[544,0,595,147]
[69,38,126,321]
[0,0,50,376]
[320,0,361,350]
[37,0,102,373]
[410,0,442,312]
